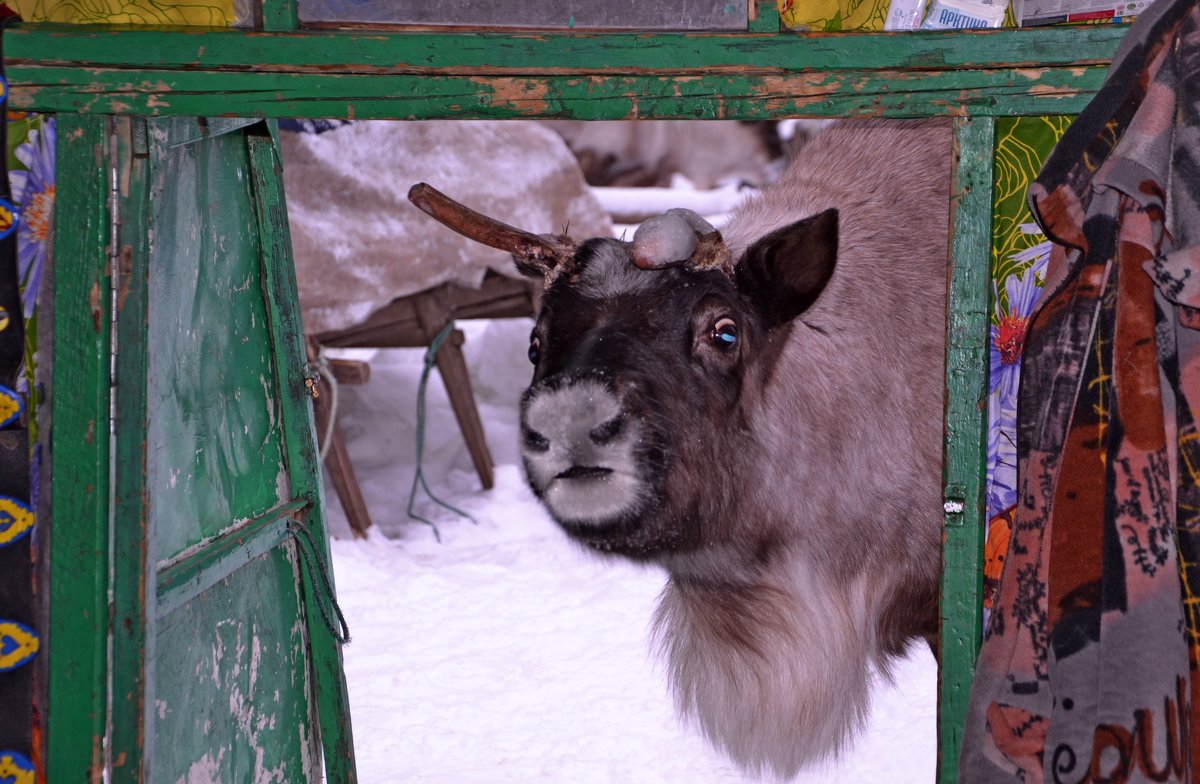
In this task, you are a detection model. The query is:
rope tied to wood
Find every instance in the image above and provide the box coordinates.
[307,345,340,463]
[407,321,477,542]
[287,519,351,645]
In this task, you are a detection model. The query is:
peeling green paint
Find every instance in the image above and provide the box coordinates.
[9,25,1123,119]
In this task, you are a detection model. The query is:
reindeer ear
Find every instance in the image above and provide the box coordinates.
[735,209,838,329]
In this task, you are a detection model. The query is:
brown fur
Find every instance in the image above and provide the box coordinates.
[421,118,953,778]
[652,118,952,777]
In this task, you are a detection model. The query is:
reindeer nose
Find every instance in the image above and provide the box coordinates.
[522,426,550,453]
[520,378,625,458]
[589,415,624,446]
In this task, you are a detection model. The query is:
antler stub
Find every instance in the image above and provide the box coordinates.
[631,208,733,276]
[407,182,576,279]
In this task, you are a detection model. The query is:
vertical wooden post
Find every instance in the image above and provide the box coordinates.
[309,367,374,538]
[249,126,359,783]
[938,115,994,784]
[46,113,112,782]
[260,0,300,31]
[747,0,781,32]
[108,115,155,784]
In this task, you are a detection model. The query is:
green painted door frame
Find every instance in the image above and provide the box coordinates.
[29,10,1127,782]
[51,115,355,782]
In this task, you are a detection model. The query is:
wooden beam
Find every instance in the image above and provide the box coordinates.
[248,126,359,783]
[109,115,152,784]
[6,24,1124,72]
[7,24,1125,119]
[938,115,994,784]
[9,64,1111,119]
[46,112,111,784]
[154,501,306,617]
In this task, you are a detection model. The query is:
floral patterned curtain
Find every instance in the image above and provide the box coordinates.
[984,116,1072,617]
[7,0,234,24]
[0,102,48,784]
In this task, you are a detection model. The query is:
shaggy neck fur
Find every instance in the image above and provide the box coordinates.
[654,549,888,780]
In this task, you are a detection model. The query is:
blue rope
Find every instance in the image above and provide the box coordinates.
[407,321,477,541]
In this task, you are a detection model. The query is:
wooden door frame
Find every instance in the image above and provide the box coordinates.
[30,10,1128,782]
[50,115,356,782]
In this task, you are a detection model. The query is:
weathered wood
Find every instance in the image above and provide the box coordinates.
[109,115,151,784]
[46,111,111,784]
[5,24,1124,73]
[154,546,319,779]
[154,501,306,616]
[7,25,1125,120]
[115,117,323,782]
[9,62,1112,119]
[248,126,359,782]
[311,378,373,537]
[938,116,994,784]
[145,121,289,559]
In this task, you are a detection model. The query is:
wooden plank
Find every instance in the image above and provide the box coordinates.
[8,63,1110,119]
[154,546,319,782]
[312,390,373,538]
[746,0,781,33]
[247,125,358,783]
[46,112,111,782]
[158,116,260,146]
[144,119,289,562]
[4,24,1125,73]
[261,0,299,32]
[139,120,322,781]
[5,24,1125,120]
[937,115,993,784]
[154,502,304,616]
[109,115,152,784]
[327,358,370,385]
[313,277,537,348]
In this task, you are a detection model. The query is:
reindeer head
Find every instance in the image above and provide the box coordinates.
[408,183,838,563]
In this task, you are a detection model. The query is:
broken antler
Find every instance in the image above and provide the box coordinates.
[631,208,733,276]
[407,183,575,278]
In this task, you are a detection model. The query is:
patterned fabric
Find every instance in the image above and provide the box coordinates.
[960,0,1200,781]
[8,0,233,24]
[985,117,1072,613]
[778,0,892,30]
[0,36,35,776]
[7,113,53,436]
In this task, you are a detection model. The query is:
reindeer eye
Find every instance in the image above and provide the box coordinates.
[710,318,738,350]
[528,336,542,365]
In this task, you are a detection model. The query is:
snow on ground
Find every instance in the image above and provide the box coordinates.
[324,318,938,784]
